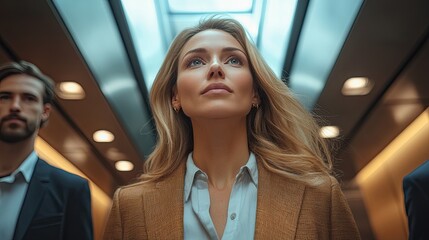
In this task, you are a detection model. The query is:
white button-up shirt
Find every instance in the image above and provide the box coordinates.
[184,152,258,240]
[0,151,38,240]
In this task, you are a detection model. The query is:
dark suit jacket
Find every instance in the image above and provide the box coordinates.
[403,160,429,240]
[105,160,360,239]
[13,158,93,240]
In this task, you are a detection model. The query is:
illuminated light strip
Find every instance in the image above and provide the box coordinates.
[35,137,112,209]
[356,108,429,184]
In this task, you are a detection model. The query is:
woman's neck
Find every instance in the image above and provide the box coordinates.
[191,117,250,189]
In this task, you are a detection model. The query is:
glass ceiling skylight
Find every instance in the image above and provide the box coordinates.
[121,0,297,90]
[168,0,253,13]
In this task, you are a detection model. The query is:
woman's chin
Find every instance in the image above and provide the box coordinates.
[184,107,250,120]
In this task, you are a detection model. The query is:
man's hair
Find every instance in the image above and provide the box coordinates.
[0,61,56,104]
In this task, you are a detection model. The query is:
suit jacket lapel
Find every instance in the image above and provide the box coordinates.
[254,161,306,239]
[143,163,185,239]
[13,159,49,240]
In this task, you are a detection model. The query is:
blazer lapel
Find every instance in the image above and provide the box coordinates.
[254,161,306,239]
[13,159,49,240]
[143,163,185,239]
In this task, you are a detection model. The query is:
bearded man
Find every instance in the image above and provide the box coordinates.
[0,61,93,240]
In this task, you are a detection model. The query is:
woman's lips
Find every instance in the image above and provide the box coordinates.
[201,83,233,95]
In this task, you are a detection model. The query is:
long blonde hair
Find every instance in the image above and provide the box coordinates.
[142,17,332,184]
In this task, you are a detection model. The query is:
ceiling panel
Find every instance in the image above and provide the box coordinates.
[314,0,429,180]
[341,35,429,174]
[0,0,145,192]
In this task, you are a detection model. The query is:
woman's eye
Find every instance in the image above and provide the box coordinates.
[187,58,204,67]
[227,57,242,65]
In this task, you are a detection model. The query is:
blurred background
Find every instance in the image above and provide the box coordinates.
[1,0,428,239]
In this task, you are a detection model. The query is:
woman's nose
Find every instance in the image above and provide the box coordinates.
[207,59,225,79]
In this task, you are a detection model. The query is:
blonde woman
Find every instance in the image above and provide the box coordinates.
[104,17,360,240]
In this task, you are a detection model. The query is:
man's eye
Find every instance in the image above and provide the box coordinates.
[0,95,10,101]
[24,96,38,102]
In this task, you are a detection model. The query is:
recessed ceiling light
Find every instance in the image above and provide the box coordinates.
[341,77,373,96]
[57,82,85,100]
[93,130,115,142]
[115,160,134,171]
[320,126,340,138]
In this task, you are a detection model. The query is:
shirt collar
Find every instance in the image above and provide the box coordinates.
[19,151,39,182]
[0,151,38,184]
[242,152,258,187]
[183,152,259,202]
[184,152,201,202]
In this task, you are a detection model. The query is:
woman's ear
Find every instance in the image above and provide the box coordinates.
[172,86,181,111]
[252,89,261,106]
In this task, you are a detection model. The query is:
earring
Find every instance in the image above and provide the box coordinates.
[252,103,259,109]
[173,106,180,113]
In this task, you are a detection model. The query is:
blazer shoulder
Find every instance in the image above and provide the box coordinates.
[274,171,335,192]
[304,174,343,198]
[259,160,334,193]
[404,160,429,184]
[274,173,339,203]
[308,174,336,187]
[115,181,157,199]
[37,158,88,185]
[266,170,338,207]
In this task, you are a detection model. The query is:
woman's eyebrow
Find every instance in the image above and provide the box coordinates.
[222,47,246,55]
[182,47,246,59]
[182,48,207,59]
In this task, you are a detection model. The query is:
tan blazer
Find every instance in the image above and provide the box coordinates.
[104,161,361,240]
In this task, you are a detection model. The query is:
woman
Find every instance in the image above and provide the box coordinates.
[104,17,360,240]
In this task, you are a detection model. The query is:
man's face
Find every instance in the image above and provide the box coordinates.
[0,74,51,143]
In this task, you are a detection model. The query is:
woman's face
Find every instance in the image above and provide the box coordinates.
[174,29,258,120]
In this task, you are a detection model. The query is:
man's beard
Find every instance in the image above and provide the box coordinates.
[0,115,37,143]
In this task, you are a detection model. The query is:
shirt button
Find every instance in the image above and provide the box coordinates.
[230,213,236,220]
